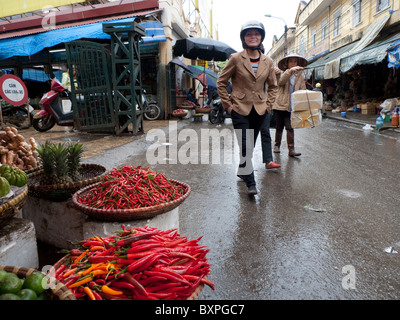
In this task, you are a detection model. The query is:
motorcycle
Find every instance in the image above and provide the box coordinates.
[141,90,161,121]
[32,78,74,132]
[208,97,230,124]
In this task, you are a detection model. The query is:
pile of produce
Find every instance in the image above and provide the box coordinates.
[76,166,187,210]
[0,270,49,300]
[36,141,84,185]
[55,226,214,300]
[172,109,188,117]
[0,164,28,197]
[0,127,39,171]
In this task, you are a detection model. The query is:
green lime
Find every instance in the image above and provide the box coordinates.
[0,293,21,300]
[23,272,46,295]
[18,288,38,300]
[0,273,23,294]
[37,292,49,300]
[0,270,8,282]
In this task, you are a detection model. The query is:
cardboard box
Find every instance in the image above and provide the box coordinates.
[361,108,376,115]
[291,109,321,128]
[291,90,323,111]
[359,102,375,110]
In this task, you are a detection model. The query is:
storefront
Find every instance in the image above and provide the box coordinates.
[0,14,167,117]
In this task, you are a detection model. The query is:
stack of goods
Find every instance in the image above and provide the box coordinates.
[291,90,322,128]
[54,226,214,300]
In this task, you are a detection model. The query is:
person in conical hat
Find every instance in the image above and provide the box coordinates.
[272,54,308,157]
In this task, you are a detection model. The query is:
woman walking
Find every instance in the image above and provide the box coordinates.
[217,20,278,195]
[272,54,307,157]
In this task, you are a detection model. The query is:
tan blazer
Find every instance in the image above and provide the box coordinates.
[272,69,306,111]
[216,50,278,116]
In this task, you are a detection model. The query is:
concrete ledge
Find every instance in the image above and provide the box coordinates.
[0,218,39,269]
[22,196,179,250]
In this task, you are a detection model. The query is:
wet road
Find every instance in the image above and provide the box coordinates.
[91,117,399,300]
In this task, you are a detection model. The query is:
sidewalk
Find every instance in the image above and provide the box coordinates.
[17,120,171,160]
[325,110,400,133]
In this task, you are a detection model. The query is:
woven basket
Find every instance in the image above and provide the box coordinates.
[72,179,191,221]
[0,185,28,228]
[52,255,204,300]
[195,107,211,114]
[27,164,107,202]
[180,105,195,110]
[172,110,188,118]
[0,265,76,300]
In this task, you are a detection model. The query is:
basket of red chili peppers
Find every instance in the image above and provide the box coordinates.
[53,225,214,300]
[72,166,191,221]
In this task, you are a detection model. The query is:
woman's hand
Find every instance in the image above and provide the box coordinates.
[290,66,304,73]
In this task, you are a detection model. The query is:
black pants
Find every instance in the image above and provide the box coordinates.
[231,107,266,187]
[260,112,273,164]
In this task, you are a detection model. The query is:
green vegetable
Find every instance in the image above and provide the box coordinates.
[18,288,38,300]
[0,293,21,300]
[0,177,10,197]
[0,273,23,294]
[1,166,27,187]
[23,272,46,295]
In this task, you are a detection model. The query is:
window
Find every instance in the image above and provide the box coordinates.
[299,36,305,56]
[311,27,317,47]
[321,19,328,40]
[353,0,362,26]
[333,9,341,38]
[377,0,389,12]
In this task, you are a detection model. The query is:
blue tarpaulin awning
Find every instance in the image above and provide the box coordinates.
[141,21,166,43]
[0,18,166,61]
[388,39,400,69]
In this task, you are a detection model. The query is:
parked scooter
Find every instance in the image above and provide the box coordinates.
[208,97,230,124]
[142,89,161,121]
[32,78,73,132]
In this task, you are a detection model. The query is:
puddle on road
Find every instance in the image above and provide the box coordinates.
[335,189,362,198]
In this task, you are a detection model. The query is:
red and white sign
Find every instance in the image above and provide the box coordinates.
[0,74,28,106]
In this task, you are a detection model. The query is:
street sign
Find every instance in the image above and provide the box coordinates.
[0,74,28,106]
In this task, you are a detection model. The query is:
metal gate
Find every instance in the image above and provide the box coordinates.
[103,21,145,135]
[65,41,115,132]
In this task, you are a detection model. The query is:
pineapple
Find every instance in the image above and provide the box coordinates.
[36,141,56,185]
[67,141,84,182]
[52,142,73,184]
[36,141,84,185]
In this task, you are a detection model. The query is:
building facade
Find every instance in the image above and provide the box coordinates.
[0,0,216,119]
[268,0,400,107]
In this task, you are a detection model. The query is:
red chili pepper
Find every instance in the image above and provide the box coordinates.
[123,272,148,296]
[127,253,160,273]
[88,255,116,263]
[115,231,158,247]
[81,240,103,247]
[92,290,103,300]
[143,270,191,286]
[54,264,66,278]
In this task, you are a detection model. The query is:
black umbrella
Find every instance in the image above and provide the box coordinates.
[173,37,236,61]
[169,58,192,73]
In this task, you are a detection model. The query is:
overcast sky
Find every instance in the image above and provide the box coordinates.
[213,0,302,52]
